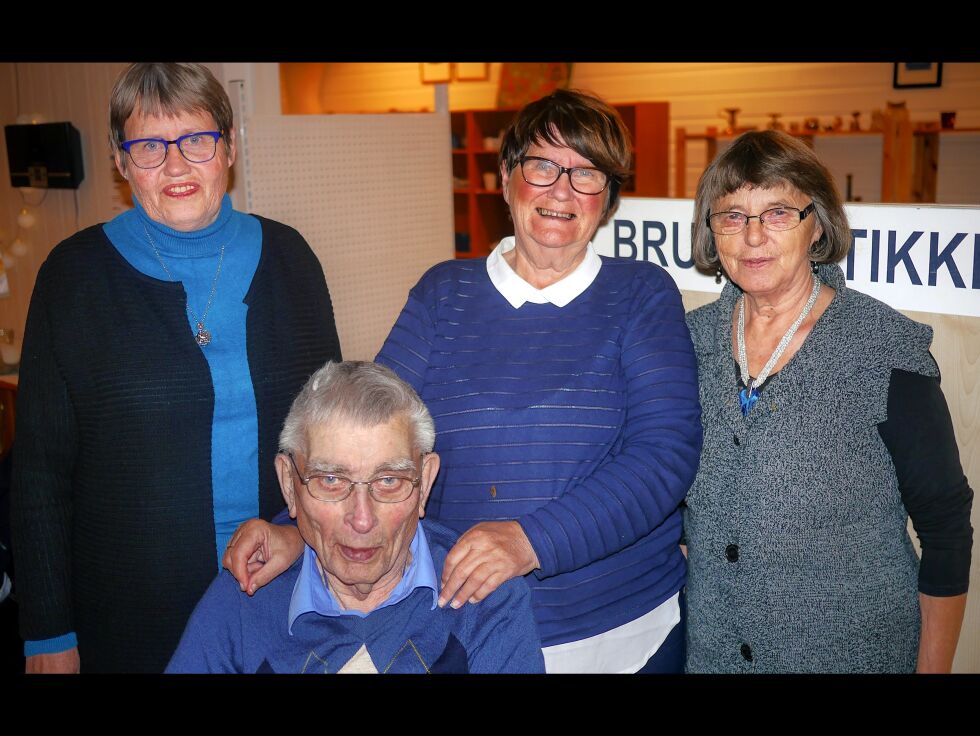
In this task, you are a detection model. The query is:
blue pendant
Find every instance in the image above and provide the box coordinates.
[739,387,759,416]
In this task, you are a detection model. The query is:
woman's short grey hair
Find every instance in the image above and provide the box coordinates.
[498,88,633,223]
[279,361,436,456]
[691,130,852,274]
[109,63,233,154]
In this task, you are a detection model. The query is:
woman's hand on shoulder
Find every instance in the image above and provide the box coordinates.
[438,521,539,609]
[222,519,304,595]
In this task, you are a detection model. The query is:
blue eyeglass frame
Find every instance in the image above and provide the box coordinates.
[120,131,223,168]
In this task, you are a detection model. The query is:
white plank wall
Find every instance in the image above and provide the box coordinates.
[312,62,980,203]
[285,62,502,114]
[938,133,980,204]
[0,62,129,346]
[572,63,980,200]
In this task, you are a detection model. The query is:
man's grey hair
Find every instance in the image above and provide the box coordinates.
[279,361,435,456]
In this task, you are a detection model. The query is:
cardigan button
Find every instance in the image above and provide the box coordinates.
[725,544,739,562]
[733,434,741,446]
[740,643,753,662]
[490,485,497,498]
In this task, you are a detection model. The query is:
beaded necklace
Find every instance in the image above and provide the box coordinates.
[737,273,821,416]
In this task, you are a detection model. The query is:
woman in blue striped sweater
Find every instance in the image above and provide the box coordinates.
[226,90,702,672]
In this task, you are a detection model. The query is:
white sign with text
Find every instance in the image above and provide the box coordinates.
[593,199,980,318]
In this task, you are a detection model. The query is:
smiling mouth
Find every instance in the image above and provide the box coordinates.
[164,184,199,196]
[536,207,575,220]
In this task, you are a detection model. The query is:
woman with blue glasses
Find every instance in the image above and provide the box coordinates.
[11,63,341,672]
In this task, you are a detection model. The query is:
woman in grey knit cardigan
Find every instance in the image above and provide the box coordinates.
[683,130,972,673]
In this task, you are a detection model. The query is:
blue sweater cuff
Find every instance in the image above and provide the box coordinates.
[25,632,78,656]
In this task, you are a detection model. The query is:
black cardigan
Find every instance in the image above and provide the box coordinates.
[11,216,341,672]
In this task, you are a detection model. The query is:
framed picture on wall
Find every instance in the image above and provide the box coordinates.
[420,63,452,84]
[455,63,489,81]
[893,63,942,89]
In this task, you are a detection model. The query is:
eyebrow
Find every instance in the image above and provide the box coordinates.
[375,459,418,474]
[528,156,600,169]
[304,458,416,476]
[720,198,797,212]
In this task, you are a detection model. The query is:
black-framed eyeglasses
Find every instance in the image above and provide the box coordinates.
[120,131,223,169]
[707,202,816,235]
[518,156,610,195]
[285,452,423,504]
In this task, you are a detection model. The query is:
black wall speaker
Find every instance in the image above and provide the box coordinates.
[5,122,84,189]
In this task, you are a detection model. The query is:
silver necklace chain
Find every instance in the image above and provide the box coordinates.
[737,272,821,393]
[142,221,225,347]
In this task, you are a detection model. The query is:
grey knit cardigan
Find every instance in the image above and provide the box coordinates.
[684,264,937,673]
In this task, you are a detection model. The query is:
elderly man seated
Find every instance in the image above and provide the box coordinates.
[166,361,543,673]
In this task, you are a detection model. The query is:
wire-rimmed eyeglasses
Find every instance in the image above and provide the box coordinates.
[120,131,223,169]
[284,451,422,504]
[707,202,816,235]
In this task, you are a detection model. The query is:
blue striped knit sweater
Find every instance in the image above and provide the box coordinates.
[377,256,702,646]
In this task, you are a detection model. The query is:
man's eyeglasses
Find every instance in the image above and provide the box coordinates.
[518,156,610,195]
[284,452,422,504]
[707,203,816,235]
[120,131,223,169]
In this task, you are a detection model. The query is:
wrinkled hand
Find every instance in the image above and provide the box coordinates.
[26,647,80,674]
[223,519,304,595]
[439,521,539,609]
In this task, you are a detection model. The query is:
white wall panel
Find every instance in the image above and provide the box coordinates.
[937,132,980,205]
[243,112,453,360]
[813,136,884,204]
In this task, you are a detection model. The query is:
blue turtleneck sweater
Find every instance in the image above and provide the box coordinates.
[102,193,263,564]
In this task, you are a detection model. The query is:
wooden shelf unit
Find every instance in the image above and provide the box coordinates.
[452,102,669,259]
[673,115,977,203]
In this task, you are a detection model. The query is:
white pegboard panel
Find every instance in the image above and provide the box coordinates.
[242,113,454,360]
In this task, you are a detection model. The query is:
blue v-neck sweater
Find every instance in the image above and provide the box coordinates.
[166,521,544,673]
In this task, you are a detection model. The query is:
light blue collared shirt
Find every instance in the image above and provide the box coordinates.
[287,523,438,634]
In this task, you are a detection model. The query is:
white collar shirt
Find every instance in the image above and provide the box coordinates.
[486,236,602,308]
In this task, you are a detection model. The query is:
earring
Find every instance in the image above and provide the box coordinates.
[715,267,723,284]
[811,260,818,274]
